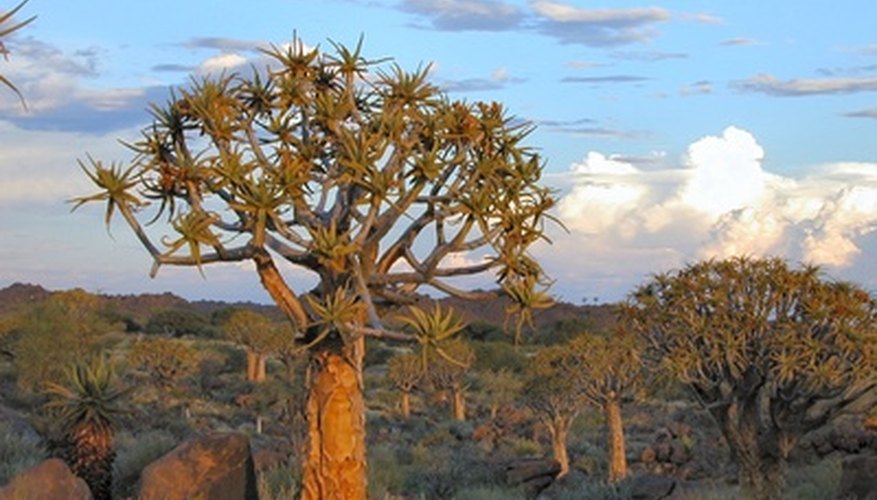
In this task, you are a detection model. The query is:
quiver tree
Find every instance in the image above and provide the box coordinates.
[222,309,288,382]
[566,332,642,483]
[622,257,877,500]
[523,345,588,477]
[74,36,554,500]
[480,368,523,419]
[44,357,128,500]
[127,336,197,390]
[424,338,475,421]
[386,353,423,418]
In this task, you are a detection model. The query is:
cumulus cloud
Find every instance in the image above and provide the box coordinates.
[530,1,670,46]
[680,80,712,95]
[400,0,524,31]
[732,74,877,96]
[547,126,877,300]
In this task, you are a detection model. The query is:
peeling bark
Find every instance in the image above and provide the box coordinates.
[605,398,627,483]
[300,340,367,500]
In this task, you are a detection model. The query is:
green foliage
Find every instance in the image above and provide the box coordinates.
[43,356,128,435]
[75,34,555,352]
[623,256,877,496]
[144,308,216,338]
[127,337,198,388]
[112,429,177,498]
[257,458,301,500]
[399,304,467,374]
[565,331,643,406]
[12,290,116,391]
[221,308,290,354]
[386,352,423,393]
[471,340,526,372]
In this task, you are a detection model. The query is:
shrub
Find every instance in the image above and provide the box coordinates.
[112,429,178,498]
[0,421,45,485]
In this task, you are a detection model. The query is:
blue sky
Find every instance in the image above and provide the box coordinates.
[1,0,877,304]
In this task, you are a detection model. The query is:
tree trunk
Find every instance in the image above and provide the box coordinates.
[245,350,257,382]
[549,416,570,477]
[400,391,411,418]
[716,398,787,500]
[300,340,367,500]
[255,353,267,383]
[605,397,627,483]
[452,388,466,421]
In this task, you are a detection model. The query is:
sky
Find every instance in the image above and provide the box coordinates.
[1,0,877,305]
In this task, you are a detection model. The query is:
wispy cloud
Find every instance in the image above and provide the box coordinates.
[179,37,264,52]
[680,80,712,96]
[680,12,724,25]
[439,66,525,93]
[400,0,524,31]
[530,1,670,46]
[843,108,877,119]
[732,74,877,96]
[610,50,687,62]
[561,75,650,84]
[718,37,761,47]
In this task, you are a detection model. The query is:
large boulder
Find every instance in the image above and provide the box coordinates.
[837,455,877,500]
[535,469,589,500]
[0,458,92,500]
[137,432,258,500]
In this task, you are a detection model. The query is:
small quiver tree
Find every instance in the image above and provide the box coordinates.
[480,368,523,419]
[386,353,423,418]
[44,357,128,500]
[74,35,555,500]
[222,309,288,382]
[425,338,475,421]
[127,336,197,391]
[566,332,643,483]
[622,257,877,500]
[523,344,588,478]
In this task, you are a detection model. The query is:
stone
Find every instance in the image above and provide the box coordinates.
[837,455,877,500]
[0,458,93,500]
[137,432,258,500]
[503,458,561,497]
[535,469,589,500]
[629,474,676,500]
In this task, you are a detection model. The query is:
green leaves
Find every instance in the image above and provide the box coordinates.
[398,304,467,373]
[44,356,128,433]
[71,157,144,228]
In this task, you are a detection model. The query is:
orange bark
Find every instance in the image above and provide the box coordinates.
[550,416,570,477]
[300,343,367,500]
[452,388,466,421]
[605,398,627,483]
[400,391,411,419]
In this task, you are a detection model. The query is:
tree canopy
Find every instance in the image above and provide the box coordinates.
[622,256,877,499]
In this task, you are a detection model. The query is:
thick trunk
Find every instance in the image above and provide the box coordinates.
[400,391,411,418]
[255,354,266,383]
[300,340,367,500]
[452,388,466,421]
[605,398,627,483]
[245,351,257,382]
[716,398,787,500]
[549,417,570,477]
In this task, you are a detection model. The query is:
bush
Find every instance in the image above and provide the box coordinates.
[144,309,217,338]
[113,429,178,498]
[0,421,45,485]
[471,341,526,373]
[454,485,526,500]
[257,458,300,500]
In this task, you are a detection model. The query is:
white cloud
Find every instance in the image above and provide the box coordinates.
[197,52,249,75]
[547,127,877,300]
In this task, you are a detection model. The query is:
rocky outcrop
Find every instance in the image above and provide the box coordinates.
[629,474,676,500]
[502,457,561,497]
[837,455,877,500]
[0,458,92,500]
[637,423,703,479]
[137,432,257,500]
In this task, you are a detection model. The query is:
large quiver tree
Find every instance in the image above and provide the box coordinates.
[622,257,877,500]
[75,36,554,500]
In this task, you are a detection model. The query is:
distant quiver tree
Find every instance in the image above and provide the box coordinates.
[74,36,555,499]
[623,257,877,500]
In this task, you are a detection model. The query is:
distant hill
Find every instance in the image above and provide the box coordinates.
[0,282,615,338]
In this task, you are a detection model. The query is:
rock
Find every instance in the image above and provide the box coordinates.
[0,458,93,500]
[640,446,656,464]
[630,474,676,500]
[503,458,561,497]
[137,432,258,500]
[535,469,589,500]
[837,455,877,500]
